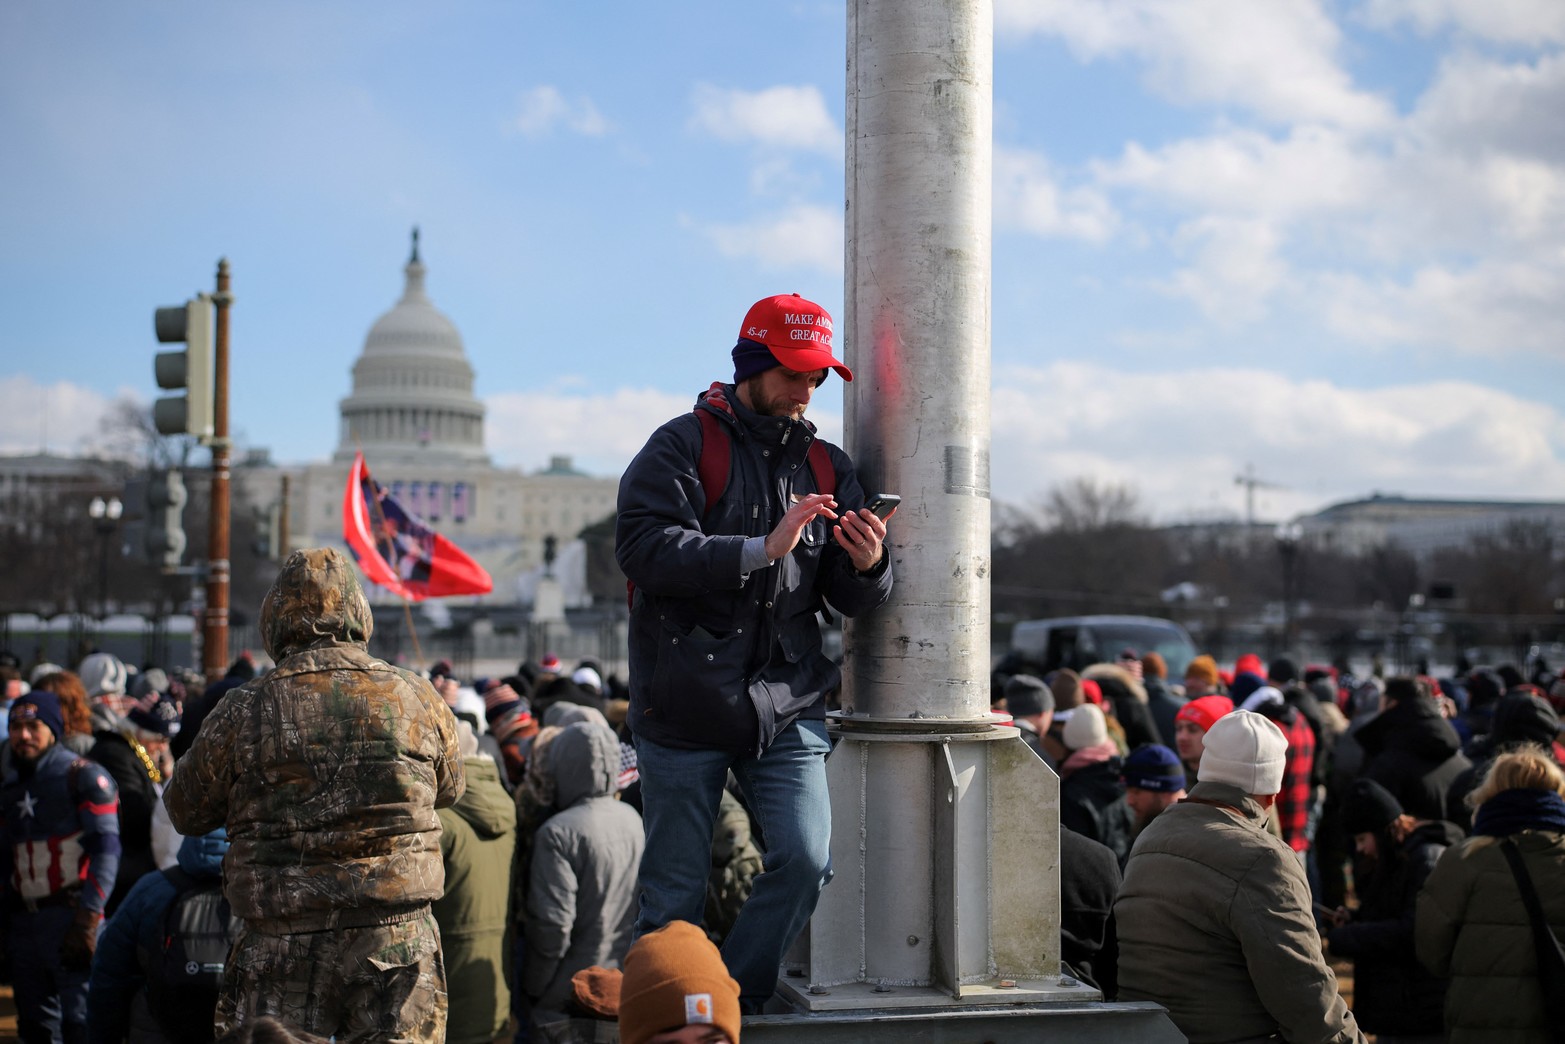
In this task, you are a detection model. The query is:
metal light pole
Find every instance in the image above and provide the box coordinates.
[1275,522,1303,655]
[89,495,123,620]
[781,0,1072,1012]
[204,259,233,682]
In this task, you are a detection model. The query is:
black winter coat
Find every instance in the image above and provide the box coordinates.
[616,388,892,754]
[1060,758,1137,865]
[1142,677,1185,749]
[1327,820,1462,1035]
[87,730,159,915]
[1060,826,1120,997]
[1358,698,1471,823]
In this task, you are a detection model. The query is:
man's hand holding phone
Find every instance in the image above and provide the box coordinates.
[836,492,897,572]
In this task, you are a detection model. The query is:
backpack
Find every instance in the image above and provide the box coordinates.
[626,404,836,609]
[141,868,240,1044]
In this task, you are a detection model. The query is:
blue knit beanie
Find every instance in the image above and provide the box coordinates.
[1122,743,1186,793]
[732,338,782,383]
[10,691,65,741]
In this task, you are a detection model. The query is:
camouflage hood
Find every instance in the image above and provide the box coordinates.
[260,547,374,661]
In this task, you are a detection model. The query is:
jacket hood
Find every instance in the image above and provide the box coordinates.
[1357,696,1462,760]
[1406,818,1465,852]
[260,547,373,661]
[176,828,230,877]
[546,702,611,731]
[450,755,517,839]
[1083,662,1148,703]
[696,382,818,445]
[1491,692,1561,748]
[550,721,620,809]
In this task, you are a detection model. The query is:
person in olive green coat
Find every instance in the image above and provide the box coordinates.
[1117,711,1364,1044]
[434,724,519,1044]
[1416,747,1565,1042]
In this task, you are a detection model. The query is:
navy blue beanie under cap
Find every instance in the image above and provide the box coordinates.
[732,338,783,383]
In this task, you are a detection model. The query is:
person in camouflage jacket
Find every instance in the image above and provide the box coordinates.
[165,547,466,1043]
[705,787,763,946]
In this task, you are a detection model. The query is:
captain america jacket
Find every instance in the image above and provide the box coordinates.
[0,742,121,915]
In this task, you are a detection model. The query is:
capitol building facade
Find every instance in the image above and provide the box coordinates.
[239,235,619,606]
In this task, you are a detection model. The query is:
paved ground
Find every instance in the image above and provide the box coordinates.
[0,964,1355,1043]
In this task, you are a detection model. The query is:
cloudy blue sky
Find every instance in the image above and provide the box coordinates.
[3,0,1563,524]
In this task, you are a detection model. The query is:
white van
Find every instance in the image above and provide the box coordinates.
[1008,614,1197,681]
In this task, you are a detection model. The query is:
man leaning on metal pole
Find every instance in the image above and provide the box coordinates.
[615,292,894,1012]
[166,547,465,1043]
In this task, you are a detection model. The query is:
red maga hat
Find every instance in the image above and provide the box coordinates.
[739,293,852,381]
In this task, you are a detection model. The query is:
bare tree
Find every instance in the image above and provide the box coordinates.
[992,476,1167,620]
[1042,477,1149,533]
[91,396,201,469]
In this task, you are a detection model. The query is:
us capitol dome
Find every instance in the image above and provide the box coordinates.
[334,229,488,466]
[242,230,618,608]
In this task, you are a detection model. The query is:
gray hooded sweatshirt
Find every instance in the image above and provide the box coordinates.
[522,721,644,1024]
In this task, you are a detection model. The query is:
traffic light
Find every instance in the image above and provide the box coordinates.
[145,469,188,571]
[252,503,281,559]
[153,294,214,439]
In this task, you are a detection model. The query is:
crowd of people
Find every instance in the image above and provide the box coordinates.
[993,646,1565,1042]
[7,628,1565,1043]
[6,285,1565,1044]
[0,560,750,1044]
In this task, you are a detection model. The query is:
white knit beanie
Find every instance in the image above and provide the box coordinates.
[1062,702,1108,751]
[1198,709,1288,795]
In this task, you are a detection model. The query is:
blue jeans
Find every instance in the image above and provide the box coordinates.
[634,718,833,1005]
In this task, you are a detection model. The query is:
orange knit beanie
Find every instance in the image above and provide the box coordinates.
[618,921,741,1044]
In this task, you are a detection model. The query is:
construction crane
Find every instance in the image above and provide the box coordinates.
[1234,462,1286,528]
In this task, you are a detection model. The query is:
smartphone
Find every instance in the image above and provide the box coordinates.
[864,493,901,518]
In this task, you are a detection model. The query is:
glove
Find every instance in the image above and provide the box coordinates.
[60,906,102,972]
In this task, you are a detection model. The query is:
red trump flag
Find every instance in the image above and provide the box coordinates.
[342,452,493,601]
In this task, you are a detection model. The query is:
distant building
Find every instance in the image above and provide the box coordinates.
[0,454,131,541]
[239,234,618,605]
[1299,494,1565,558]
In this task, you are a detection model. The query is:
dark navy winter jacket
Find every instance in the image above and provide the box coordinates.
[86,829,229,1044]
[616,387,892,754]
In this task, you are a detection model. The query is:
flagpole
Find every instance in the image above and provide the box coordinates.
[402,600,425,663]
[354,445,427,667]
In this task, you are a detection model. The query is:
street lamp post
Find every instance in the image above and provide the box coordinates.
[1275,522,1303,655]
[88,495,123,620]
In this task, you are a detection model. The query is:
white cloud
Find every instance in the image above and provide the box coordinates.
[512,85,609,137]
[1361,0,1565,45]
[996,0,1394,130]
[1097,126,1382,222]
[698,203,844,273]
[1409,51,1565,166]
[999,40,1565,354]
[493,366,1565,526]
[688,84,841,155]
[0,375,130,456]
[1319,258,1565,357]
[1159,216,1287,324]
[991,361,1565,520]
[994,147,1118,242]
[484,386,842,474]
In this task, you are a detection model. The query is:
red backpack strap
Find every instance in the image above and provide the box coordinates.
[807,438,835,497]
[695,408,731,519]
[631,407,733,611]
